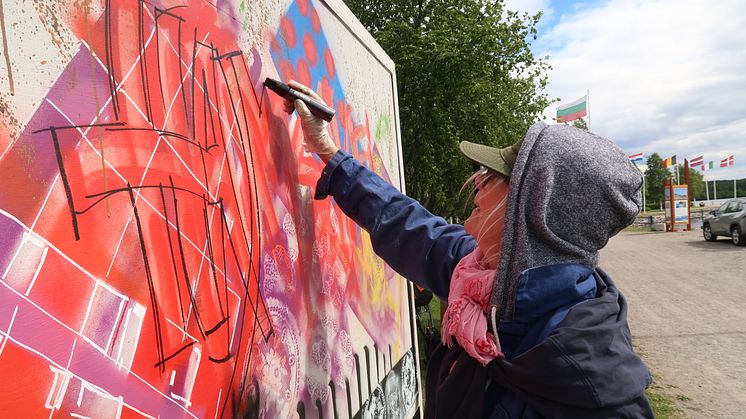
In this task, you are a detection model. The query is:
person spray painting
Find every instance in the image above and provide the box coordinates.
[282,81,654,418]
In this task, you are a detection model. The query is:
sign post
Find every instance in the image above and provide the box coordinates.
[685,160,692,231]
[665,183,690,232]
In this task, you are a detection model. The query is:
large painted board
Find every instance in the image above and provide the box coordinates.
[0,0,419,417]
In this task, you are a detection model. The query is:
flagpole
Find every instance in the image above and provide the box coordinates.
[586,89,591,131]
[705,171,710,202]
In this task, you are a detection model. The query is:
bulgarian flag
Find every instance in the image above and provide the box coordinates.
[556,95,588,123]
[664,155,677,168]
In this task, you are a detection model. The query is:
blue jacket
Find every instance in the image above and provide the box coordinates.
[316,151,652,418]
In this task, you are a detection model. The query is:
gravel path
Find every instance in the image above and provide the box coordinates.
[599,230,746,418]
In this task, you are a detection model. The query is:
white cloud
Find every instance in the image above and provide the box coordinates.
[534,0,746,180]
[504,0,552,17]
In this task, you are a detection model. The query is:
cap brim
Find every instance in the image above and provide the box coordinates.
[459,141,512,177]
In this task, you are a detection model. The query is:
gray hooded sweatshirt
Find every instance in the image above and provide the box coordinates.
[490,122,644,324]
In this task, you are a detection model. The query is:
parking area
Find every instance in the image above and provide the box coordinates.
[600,230,746,418]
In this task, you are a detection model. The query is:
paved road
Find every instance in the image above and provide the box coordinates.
[600,230,746,418]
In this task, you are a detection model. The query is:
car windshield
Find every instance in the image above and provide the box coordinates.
[726,201,742,213]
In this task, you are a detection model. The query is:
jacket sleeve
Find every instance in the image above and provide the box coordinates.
[315,151,476,300]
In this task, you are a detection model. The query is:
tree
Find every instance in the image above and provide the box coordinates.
[345,0,552,220]
[644,153,669,209]
[712,178,746,199]
[675,165,704,201]
[571,118,588,130]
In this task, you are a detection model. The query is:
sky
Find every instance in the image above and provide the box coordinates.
[503,0,746,180]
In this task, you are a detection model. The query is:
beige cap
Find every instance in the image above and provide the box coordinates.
[459,139,524,177]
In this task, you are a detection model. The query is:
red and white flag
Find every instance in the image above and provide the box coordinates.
[689,155,704,167]
[720,155,735,167]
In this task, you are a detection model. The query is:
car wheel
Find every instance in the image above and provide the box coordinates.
[703,224,717,242]
[732,226,745,246]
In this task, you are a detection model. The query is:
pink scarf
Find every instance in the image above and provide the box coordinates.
[441,248,503,365]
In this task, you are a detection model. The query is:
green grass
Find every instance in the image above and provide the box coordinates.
[647,389,680,418]
[623,225,660,233]
[646,378,687,419]
[676,394,692,402]
[641,209,666,216]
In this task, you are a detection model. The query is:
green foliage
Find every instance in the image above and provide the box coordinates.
[642,155,746,202]
[571,117,588,130]
[644,154,714,205]
[345,0,553,219]
[644,153,670,209]
[417,296,442,401]
[710,178,746,199]
[688,168,704,200]
[674,165,704,200]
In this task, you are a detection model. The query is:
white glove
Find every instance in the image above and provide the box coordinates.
[283,81,339,157]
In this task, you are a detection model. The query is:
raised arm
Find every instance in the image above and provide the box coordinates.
[280,80,474,299]
[315,151,475,300]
